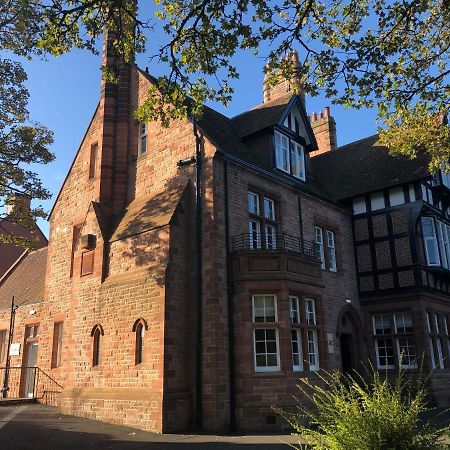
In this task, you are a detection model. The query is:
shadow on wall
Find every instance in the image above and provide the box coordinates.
[109,168,195,287]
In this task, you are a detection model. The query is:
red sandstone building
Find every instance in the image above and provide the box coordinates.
[1,30,450,433]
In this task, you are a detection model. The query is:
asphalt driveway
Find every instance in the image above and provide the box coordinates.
[0,404,299,450]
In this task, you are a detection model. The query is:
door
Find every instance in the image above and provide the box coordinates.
[340,333,355,374]
[24,343,38,398]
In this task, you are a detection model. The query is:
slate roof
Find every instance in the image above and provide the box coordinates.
[310,135,431,200]
[0,247,48,310]
[230,93,293,138]
[110,182,188,242]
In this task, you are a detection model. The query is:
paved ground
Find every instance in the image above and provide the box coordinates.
[0,404,302,449]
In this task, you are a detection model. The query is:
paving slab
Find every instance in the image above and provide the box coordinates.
[0,404,303,449]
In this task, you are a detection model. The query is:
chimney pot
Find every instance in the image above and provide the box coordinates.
[324,106,330,118]
[311,112,317,122]
[319,111,324,119]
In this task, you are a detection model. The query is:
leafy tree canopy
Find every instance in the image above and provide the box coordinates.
[0,0,54,247]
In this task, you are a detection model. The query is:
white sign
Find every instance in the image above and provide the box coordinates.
[9,343,21,356]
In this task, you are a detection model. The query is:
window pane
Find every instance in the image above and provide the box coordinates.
[291,329,303,371]
[327,231,337,272]
[265,224,277,249]
[253,295,277,322]
[248,192,259,215]
[315,226,325,269]
[263,197,275,220]
[389,187,404,206]
[375,338,394,368]
[275,131,289,173]
[422,217,440,266]
[289,296,300,323]
[373,314,391,335]
[397,337,417,368]
[248,220,261,249]
[305,299,316,325]
[254,328,279,371]
[394,313,413,334]
[370,192,385,211]
[307,330,319,371]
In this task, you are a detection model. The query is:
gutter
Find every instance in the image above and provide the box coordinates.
[223,157,236,432]
[194,118,203,431]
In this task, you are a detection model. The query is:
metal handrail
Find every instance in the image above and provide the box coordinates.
[231,232,320,259]
[0,366,63,406]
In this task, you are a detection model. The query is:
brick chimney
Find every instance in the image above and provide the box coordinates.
[309,107,337,156]
[96,26,132,216]
[6,193,31,217]
[263,50,305,109]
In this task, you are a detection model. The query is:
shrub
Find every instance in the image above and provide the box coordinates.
[277,367,450,450]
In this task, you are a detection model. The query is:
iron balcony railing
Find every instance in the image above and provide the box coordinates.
[232,232,321,260]
[0,366,63,406]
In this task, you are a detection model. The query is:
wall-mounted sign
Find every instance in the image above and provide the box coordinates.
[9,343,21,356]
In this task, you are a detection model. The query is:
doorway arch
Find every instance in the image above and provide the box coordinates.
[337,305,363,374]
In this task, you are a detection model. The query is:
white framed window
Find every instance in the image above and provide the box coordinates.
[263,197,275,220]
[265,224,277,249]
[437,221,449,269]
[373,312,417,369]
[291,329,304,371]
[252,295,277,322]
[248,219,261,249]
[389,187,404,206]
[274,130,290,173]
[248,192,259,215]
[254,329,280,372]
[315,226,325,269]
[252,294,279,372]
[290,141,305,180]
[307,330,320,371]
[428,313,445,369]
[327,231,337,272]
[289,296,300,324]
[305,298,316,325]
[274,130,305,181]
[422,217,440,266]
[370,192,385,211]
[375,338,395,369]
[138,122,148,155]
[352,196,367,214]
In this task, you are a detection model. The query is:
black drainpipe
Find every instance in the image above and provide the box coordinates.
[194,118,203,431]
[224,157,236,432]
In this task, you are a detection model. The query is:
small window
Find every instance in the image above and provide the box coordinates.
[248,192,259,215]
[263,197,275,221]
[138,122,148,155]
[327,231,337,272]
[315,227,325,269]
[274,131,290,173]
[291,329,303,371]
[408,185,416,202]
[91,324,103,367]
[422,217,440,266]
[51,322,63,368]
[307,330,320,371]
[394,313,413,334]
[370,192,385,211]
[89,143,98,179]
[289,296,300,324]
[373,314,391,335]
[248,219,261,249]
[305,299,316,325]
[352,196,366,214]
[253,295,277,322]
[135,322,145,365]
[0,330,7,364]
[389,187,404,207]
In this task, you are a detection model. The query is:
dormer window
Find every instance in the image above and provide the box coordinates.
[274,130,305,181]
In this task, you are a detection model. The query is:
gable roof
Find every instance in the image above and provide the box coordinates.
[310,135,431,200]
[110,182,189,242]
[0,247,48,310]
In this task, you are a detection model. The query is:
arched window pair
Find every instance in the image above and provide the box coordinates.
[91,319,147,367]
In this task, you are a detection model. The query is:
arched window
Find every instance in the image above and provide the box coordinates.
[91,324,104,367]
[132,319,147,365]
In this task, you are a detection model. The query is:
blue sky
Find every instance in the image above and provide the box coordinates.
[19,9,379,237]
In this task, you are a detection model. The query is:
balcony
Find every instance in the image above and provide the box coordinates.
[230,233,323,284]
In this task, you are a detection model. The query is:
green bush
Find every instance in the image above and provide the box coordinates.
[277,367,450,450]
